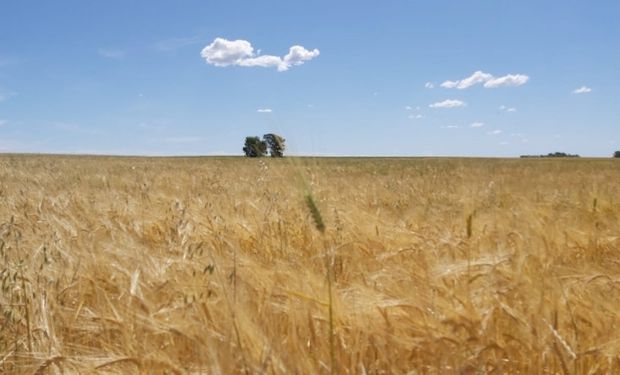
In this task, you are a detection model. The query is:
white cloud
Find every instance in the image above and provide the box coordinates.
[442,125,460,129]
[441,71,493,89]
[499,105,517,112]
[440,80,458,89]
[441,71,529,89]
[487,130,502,135]
[425,82,435,89]
[283,45,320,68]
[201,38,319,72]
[429,99,466,108]
[257,108,272,113]
[97,48,125,59]
[201,38,253,66]
[238,54,284,69]
[470,122,485,128]
[406,105,423,118]
[573,86,592,94]
[483,74,529,88]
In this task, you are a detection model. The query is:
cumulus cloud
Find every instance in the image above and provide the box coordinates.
[470,122,485,128]
[441,71,493,89]
[408,114,424,119]
[257,108,272,113]
[424,82,435,89]
[201,38,253,66]
[573,86,592,94]
[487,130,502,135]
[483,74,529,88]
[283,45,320,67]
[201,38,319,71]
[442,125,460,129]
[441,71,529,89]
[429,99,466,108]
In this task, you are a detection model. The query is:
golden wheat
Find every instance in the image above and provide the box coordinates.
[0,154,619,373]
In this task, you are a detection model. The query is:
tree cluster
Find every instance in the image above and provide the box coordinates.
[520,152,580,158]
[614,151,620,158]
[243,133,286,157]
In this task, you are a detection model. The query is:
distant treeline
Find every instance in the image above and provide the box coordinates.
[520,152,580,158]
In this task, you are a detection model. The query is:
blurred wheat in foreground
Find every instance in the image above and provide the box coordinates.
[1,155,619,374]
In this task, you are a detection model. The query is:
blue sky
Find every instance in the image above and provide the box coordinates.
[0,1,618,156]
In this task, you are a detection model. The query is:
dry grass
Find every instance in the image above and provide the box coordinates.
[1,154,619,373]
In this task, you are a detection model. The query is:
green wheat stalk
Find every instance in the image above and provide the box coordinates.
[305,193,325,233]
[305,192,335,373]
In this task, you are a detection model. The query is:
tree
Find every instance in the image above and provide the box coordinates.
[243,136,267,157]
[263,133,286,157]
[614,151,620,158]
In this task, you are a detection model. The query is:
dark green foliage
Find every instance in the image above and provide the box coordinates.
[545,152,580,158]
[263,133,286,157]
[520,152,580,158]
[243,136,267,157]
[614,151,620,158]
[305,193,325,233]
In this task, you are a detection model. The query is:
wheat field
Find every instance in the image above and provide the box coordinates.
[0,154,619,374]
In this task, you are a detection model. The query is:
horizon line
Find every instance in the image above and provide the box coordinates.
[0,152,614,159]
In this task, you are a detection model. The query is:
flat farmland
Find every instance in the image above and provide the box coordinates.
[1,155,619,373]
